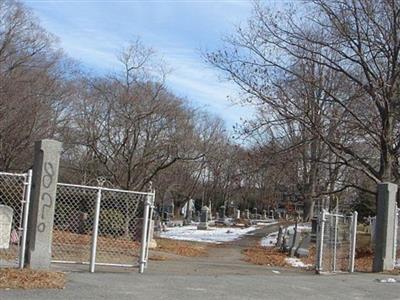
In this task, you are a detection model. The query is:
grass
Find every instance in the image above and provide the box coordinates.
[155,238,208,257]
[0,268,65,290]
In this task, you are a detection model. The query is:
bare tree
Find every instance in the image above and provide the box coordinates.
[207,0,400,218]
[0,0,72,171]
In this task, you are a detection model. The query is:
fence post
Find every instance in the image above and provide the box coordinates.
[139,193,151,273]
[19,169,32,269]
[316,209,326,274]
[349,211,358,273]
[26,139,62,269]
[373,182,397,272]
[89,188,102,273]
[144,191,155,268]
[333,214,338,272]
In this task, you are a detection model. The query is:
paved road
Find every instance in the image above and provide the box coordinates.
[1,268,400,300]
[1,224,400,299]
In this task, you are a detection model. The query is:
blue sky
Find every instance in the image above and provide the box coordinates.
[23,0,257,130]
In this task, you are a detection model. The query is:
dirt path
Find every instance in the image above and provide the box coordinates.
[148,223,287,276]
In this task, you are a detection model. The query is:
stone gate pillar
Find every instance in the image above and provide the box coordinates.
[26,139,62,269]
[373,182,398,272]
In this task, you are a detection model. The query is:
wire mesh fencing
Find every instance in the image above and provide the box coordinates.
[316,210,357,273]
[52,184,97,263]
[52,183,155,272]
[0,171,32,269]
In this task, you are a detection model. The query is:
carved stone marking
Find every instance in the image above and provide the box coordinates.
[26,139,62,269]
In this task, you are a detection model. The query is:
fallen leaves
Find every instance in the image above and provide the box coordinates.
[242,247,288,267]
[156,238,208,257]
[0,268,65,290]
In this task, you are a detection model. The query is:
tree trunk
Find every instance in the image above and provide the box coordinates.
[303,196,315,221]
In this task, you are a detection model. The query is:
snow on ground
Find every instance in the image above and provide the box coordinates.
[286,223,311,234]
[260,223,311,247]
[255,221,278,226]
[261,232,278,247]
[285,257,312,268]
[159,225,258,243]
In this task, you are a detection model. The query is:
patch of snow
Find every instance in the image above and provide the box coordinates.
[260,231,278,247]
[286,223,311,234]
[377,278,398,283]
[272,270,280,274]
[159,225,258,243]
[285,257,312,268]
[255,221,278,226]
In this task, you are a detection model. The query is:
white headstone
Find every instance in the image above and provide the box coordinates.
[0,205,13,249]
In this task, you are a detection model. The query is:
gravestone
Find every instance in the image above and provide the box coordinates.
[236,209,241,220]
[252,208,257,219]
[153,216,161,238]
[282,232,293,252]
[0,205,13,249]
[26,139,62,269]
[289,223,301,257]
[295,233,311,257]
[262,210,267,220]
[182,199,195,225]
[219,206,226,221]
[197,206,209,230]
[244,209,250,219]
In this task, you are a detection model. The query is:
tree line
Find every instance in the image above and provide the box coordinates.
[3,0,395,219]
[207,0,400,219]
[0,0,268,214]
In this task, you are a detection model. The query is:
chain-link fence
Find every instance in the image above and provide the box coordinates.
[316,210,357,273]
[52,183,154,272]
[0,171,32,269]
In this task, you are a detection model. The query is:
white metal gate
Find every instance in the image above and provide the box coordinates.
[51,183,155,273]
[0,170,32,269]
[316,210,357,274]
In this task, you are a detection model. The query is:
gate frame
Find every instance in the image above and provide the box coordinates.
[316,209,358,274]
[0,170,32,269]
[52,182,155,273]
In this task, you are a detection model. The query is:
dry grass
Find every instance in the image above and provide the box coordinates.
[244,244,399,274]
[0,268,65,290]
[155,238,208,257]
[354,248,400,273]
[52,230,141,264]
[148,254,168,261]
[242,247,289,267]
[53,230,140,251]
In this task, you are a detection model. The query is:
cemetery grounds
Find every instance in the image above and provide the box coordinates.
[2,220,400,299]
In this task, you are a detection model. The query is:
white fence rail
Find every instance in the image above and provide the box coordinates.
[52,182,155,273]
[316,210,357,273]
[0,170,32,269]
